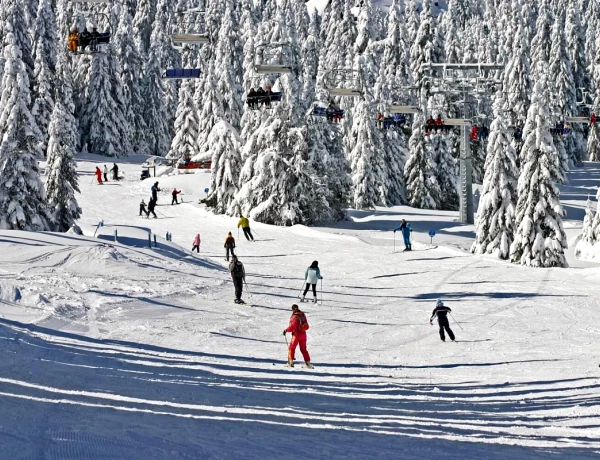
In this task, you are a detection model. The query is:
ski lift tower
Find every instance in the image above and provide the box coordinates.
[425,63,504,225]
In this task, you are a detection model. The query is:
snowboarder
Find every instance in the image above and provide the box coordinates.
[229,255,245,304]
[393,219,412,251]
[147,197,157,218]
[283,304,312,368]
[171,188,181,205]
[192,233,201,253]
[110,163,119,181]
[151,182,160,202]
[94,166,103,184]
[103,164,108,182]
[301,261,322,303]
[224,232,236,261]
[237,215,254,241]
[430,299,455,342]
[139,199,149,217]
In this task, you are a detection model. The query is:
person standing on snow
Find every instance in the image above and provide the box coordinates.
[94,166,103,184]
[237,215,254,241]
[430,299,455,342]
[301,260,323,303]
[394,218,412,251]
[229,255,245,304]
[139,199,149,217]
[171,188,181,205]
[147,197,158,219]
[151,182,160,202]
[110,162,119,181]
[192,233,201,253]
[224,232,236,261]
[103,164,108,182]
[283,304,313,368]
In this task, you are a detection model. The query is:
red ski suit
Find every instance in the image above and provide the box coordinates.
[95,167,103,184]
[286,311,310,362]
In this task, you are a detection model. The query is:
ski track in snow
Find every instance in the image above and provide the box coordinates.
[0,156,600,459]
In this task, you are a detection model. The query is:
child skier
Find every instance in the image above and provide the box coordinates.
[147,197,157,219]
[283,304,312,368]
[301,261,323,303]
[171,188,181,205]
[430,299,455,342]
[139,199,149,217]
[229,255,245,304]
[224,232,236,261]
[393,219,412,251]
[192,234,201,253]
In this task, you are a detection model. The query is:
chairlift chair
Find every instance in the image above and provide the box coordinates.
[171,8,209,48]
[312,103,344,123]
[253,43,295,74]
[163,68,201,79]
[323,69,363,97]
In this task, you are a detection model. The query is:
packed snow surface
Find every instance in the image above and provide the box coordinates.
[1,156,600,459]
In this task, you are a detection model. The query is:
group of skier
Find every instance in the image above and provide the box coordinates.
[94,163,119,184]
[67,27,110,54]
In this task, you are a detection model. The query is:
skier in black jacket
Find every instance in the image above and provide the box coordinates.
[430,299,455,342]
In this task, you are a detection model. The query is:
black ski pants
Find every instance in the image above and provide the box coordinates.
[242,227,254,241]
[148,208,157,218]
[172,195,178,205]
[232,275,244,300]
[192,244,199,253]
[438,316,455,341]
[303,283,317,297]
[225,247,235,261]
[103,173,108,182]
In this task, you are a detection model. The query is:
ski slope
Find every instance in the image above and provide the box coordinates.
[1,156,600,459]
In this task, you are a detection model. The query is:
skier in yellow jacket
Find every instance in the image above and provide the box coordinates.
[237,215,254,241]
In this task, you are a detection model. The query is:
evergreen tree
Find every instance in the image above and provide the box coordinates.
[432,132,458,210]
[530,0,553,77]
[45,49,81,232]
[580,197,596,245]
[31,0,58,148]
[472,94,518,259]
[0,30,52,231]
[167,80,201,162]
[133,0,155,57]
[510,71,568,268]
[592,188,600,241]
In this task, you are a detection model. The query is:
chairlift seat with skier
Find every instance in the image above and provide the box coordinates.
[313,105,344,123]
[253,43,294,74]
[163,68,201,79]
[246,87,282,109]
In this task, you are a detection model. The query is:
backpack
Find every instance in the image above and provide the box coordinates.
[296,312,309,332]
[231,262,244,275]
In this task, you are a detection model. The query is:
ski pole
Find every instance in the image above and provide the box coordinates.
[450,313,465,331]
[284,333,288,347]
[320,279,323,305]
[244,279,252,297]
[298,281,305,299]
[393,231,396,253]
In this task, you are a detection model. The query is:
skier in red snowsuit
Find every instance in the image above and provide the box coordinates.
[95,166,103,184]
[283,304,312,368]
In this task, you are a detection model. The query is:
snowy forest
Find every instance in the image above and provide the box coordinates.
[1,0,600,268]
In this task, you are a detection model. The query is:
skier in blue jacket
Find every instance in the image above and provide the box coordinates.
[394,219,412,251]
[301,260,323,303]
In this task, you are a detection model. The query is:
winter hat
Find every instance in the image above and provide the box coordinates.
[311,260,318,268]
[436,299,444,307]
[291,304,299,311]
[228,232,232,236]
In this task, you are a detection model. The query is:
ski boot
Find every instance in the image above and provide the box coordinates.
[313,297,318,303]
[285,360,294,367]
[304,361,314,369]
[300,296,305,303]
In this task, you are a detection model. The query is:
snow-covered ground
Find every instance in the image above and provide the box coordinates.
[1,156,600,459]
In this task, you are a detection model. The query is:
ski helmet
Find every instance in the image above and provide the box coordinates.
[436,299,444,307]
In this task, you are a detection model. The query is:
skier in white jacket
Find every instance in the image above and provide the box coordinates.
[301,260,323,303]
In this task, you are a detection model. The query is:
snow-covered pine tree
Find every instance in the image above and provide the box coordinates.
[167,80,201,163]
[133,0,156,57]
[2,0,34,84]
[432,131,458,210]
[530,0,553,78]
[31,0,57,149]
[587,31,600,162]
[79,50,125,157]
[579,197,596,245]
[548,14,578,169]
[472,94,518,259]
[45,48,81,232]
[141,19,170,157]
[114,4,149,155]
[0,30,52,231]
[510,69,568,268]
[592,188,600,241]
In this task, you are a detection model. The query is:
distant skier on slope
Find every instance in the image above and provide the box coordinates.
[283,304,313,368]
[171,188,181,205]
[301,260,322,303]
[110,163,119,181]
[237,215,254,241]
[393,219,412,251]
[103,164,108,182]
[151,182,160,202]
[430,299,455,342]
[229,255,245,304]
[147,197,158,218]
[192,233,200,253]
[224,232,236,261]
[95,166,103,184]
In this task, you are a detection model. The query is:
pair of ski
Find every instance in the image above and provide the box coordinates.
[284,363,314,369]
[299,297,318,303]
[233,299,246,305]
